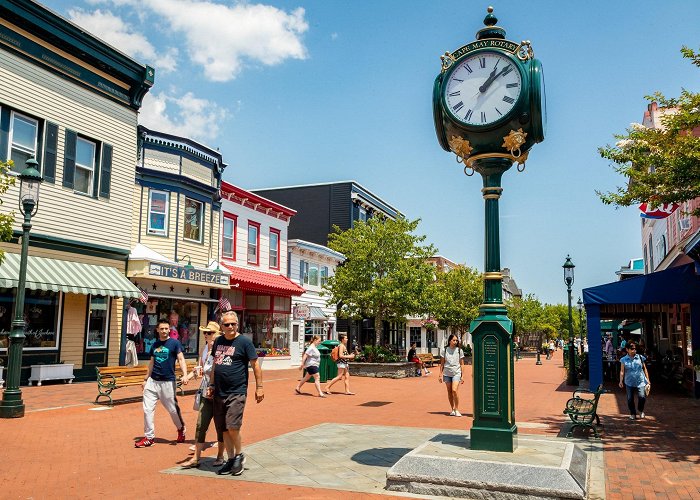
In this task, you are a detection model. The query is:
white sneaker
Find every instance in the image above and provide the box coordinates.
[629,415,636,420]
[425,371,431,375]
[640,412,645,419]
[449,410,456,416]
[454,410,462,417]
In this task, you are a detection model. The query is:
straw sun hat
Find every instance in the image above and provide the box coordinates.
[199,321,221,334]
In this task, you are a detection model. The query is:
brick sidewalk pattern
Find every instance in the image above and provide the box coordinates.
[1,351,698,499]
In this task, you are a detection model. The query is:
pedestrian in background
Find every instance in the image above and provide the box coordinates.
[408,342,430,376]
[439,333,465,417]
[326,334,356,395]
[295,335,326,397]
[181,321,225,468]
[619,341,651,420]
[135,320,188,448]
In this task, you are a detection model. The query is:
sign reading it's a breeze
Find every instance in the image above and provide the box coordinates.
[294,304,310,320]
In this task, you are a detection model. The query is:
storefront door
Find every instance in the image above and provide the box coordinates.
[291,323,303,366]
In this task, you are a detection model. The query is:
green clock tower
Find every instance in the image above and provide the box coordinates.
[433,7,546,452]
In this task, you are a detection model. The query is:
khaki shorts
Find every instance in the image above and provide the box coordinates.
[213,394,247,431]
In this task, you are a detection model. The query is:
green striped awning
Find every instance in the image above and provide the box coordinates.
[0,253,140,298]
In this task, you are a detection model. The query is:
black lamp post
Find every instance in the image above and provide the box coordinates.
[577,297,584,355]
[563,255,578,386]
[0,157,43,418]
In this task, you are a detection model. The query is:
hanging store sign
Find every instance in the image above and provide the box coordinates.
[293,304,310,320]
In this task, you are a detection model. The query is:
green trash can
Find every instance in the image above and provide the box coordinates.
[319,339,340,383]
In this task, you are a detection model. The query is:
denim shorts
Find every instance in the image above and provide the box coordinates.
[443,374,461,383]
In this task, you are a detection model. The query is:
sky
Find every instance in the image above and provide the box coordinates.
[40,0,700,305]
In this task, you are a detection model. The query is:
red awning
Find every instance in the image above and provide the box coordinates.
[222,263,305,296]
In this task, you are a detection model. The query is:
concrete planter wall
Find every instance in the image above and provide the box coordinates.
[351,362,418,378]
[257,356,292,370]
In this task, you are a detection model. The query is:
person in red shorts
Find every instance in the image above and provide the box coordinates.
[408,342,430,376]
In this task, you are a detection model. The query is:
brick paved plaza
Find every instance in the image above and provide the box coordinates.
[1,352,699,499]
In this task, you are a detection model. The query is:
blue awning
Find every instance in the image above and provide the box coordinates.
[583,263,700,306]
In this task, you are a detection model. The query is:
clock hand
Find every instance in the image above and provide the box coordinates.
[479,65,509,94]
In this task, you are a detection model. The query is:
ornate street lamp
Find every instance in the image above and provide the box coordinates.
[577,297,584,355]
[563,255,578,386]
[0,157,43,418]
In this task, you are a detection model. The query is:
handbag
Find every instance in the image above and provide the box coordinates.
[645,384,651,396]
[193,376,208,410]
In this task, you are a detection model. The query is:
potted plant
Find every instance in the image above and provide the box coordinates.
[421,318,438,332]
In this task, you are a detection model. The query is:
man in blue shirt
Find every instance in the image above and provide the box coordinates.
[135,320,189,448]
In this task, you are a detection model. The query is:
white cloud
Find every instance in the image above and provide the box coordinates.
[143,0,308,82]
[67,8,178,73]
[139,91,228,143]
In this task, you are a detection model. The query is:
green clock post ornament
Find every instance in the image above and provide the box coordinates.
[433,7,546,453]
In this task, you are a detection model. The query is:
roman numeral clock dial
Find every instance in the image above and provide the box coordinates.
[443,51,523,127]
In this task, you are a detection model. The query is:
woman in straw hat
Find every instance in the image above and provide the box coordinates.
[181,321,226,468]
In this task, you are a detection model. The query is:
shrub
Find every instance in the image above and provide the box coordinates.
[355,345,401,363]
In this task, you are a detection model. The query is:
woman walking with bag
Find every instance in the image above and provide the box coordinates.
[294,335,326,397]
[181,322,225,468]
[439,334,465,416]
[619,341,651,420]
[326,334,356,395]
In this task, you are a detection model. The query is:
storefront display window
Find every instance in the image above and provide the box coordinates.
[242,311,290,355]
[0,289,61,350]
[304,320,326,343]
[135,298,201,358]
[86,295,109,348]
[184,197,204,242]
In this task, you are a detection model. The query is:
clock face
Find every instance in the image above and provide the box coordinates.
[443,51,523,127]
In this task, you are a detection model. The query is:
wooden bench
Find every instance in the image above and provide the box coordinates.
[563,384,604,438]
[95,361,197,406]
[417,353,436,367]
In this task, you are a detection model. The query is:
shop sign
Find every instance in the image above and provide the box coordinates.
[293,304,310,320]
[148,263,230,286]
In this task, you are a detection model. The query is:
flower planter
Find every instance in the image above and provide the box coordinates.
[28,363,75,386]
[256,356,292,370]
[351,362,419,378]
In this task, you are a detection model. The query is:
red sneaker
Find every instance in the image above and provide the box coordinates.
[135,437,154,448]
[176,428,186,443]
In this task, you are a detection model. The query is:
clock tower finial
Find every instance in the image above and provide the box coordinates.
[476,6,506,40]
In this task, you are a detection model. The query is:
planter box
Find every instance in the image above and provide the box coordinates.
[256,356,292,371]
[28,363,75,386]
[351,362,418,379]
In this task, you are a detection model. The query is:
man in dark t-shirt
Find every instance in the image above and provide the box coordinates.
[209,310,264,476]
[135,319,189,448]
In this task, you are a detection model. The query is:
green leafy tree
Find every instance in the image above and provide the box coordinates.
[0,160,16,263]
[506,294,545,348]
[324,216,436,345]
[430,265,482,343]
[598,46,700,215]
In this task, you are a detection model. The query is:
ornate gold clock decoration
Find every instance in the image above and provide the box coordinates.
[516,40,534,61]
[502,128,528,157]
[449,135,473,161]
[440,51,455,72]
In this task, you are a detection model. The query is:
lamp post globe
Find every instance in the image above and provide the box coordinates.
[562,255,578,386]
[0,157,43,418]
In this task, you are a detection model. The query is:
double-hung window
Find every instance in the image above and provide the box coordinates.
[62,129,112,198]
[320,266,329,286]
[148,190,169,236]
[247,222,260,265]
[9,112,38,173]
[269,229,280,269]
[300,260,309,285]
[74,137,96,195]
[308,264,319,286]
[222,213,236,259]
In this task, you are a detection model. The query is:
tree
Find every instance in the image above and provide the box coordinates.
[597,46,700,216]
[429,265,482,344]
[506,294,545,348]
[0,160,16,264]
[324,216,436,345]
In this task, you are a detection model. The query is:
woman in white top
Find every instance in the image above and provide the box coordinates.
[295,335,326,397]
[439,333,465,417]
